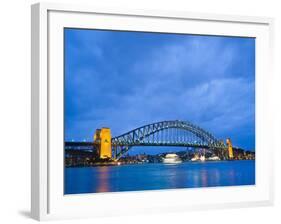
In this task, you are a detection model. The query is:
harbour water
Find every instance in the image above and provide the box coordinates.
[65,160,255,194]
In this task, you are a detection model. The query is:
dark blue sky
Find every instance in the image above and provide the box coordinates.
[64,28,255,152]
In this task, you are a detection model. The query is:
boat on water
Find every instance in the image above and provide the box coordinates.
[191,156,199,161]
[191,154,206,162]
[163,153,182,164]
[199,155,205,161]
[207,156,220,161]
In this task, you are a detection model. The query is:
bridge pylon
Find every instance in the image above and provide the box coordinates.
[226,138,234,159]
[94,128,112,159]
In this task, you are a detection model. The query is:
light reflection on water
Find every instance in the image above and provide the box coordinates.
[96,166,110,192]
[65,160,255,194]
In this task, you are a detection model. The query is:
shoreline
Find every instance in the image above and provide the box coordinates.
[65,159,255,168]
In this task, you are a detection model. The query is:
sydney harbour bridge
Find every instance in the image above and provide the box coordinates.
[65,120,238,161]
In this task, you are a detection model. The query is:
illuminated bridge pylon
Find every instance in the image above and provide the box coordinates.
[111,120,227,160]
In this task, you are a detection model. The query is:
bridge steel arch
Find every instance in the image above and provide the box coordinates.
[111,120,226,160]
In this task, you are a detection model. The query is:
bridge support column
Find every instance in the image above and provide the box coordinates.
[94,128,112,159]
[226,138,234,159]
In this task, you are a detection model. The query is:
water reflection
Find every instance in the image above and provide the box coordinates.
[200,169,208,187]
[65,160,255,194]
[96,166,110,192]
[229,169,235,185]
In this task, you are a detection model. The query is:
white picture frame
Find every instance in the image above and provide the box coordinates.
[31,2,275,221]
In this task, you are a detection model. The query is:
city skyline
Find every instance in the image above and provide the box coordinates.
[64,28,255,151]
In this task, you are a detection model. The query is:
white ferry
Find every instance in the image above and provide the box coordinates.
[207,156,220,161]
[199,155,206,161]
[191,154,206,162]
[163,153,182,164]
[191,155,199,161]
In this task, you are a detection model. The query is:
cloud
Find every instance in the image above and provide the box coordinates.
[131,36,238,85]
[64,30,255,150]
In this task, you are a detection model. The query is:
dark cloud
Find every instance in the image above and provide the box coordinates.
[65,29,255,150]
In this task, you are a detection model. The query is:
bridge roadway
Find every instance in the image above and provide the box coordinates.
[65,141,245,152]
